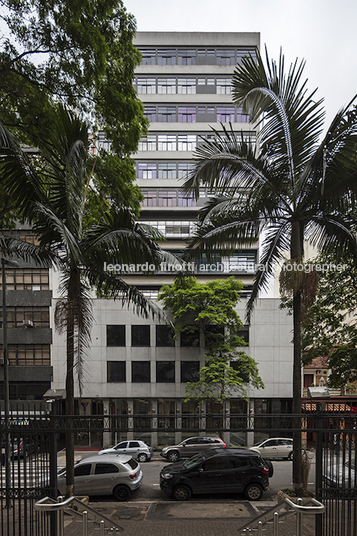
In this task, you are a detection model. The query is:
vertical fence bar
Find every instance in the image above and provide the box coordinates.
[315,403,323,536]
[83,510,88,536]
[273,511,279,536]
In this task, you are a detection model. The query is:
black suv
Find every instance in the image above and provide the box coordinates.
[160,448,272,501]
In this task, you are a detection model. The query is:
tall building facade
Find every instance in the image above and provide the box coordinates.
[50,33,294,448]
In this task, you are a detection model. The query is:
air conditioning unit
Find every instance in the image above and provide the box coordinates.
[23,320,34,327]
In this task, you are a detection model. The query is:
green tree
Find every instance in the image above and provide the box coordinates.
[0,0,147,223]
[183,49,357,493]
[0,106,166,497]
[301,253,357,388]
[159,277,263,419]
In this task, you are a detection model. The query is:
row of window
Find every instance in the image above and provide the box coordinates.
[0,345,51,366]
[0,307,50,328]
[135,77,233,94]
[137,161,192,180]
[140,220,196,238]
[143,105,249,123]
[0,269,49,291]
[138,47,256,66]
[141,189,196,208]
[107,324,249,348]
[2,230,40,245]
[137,132,256,152]
[107,359,248,383]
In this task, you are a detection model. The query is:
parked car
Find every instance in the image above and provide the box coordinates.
[250,438,293,460]
[160,448,271,501]
[98,440,153,462]
[160,436,226,462]
[56,454,143,500]
[323,458,356,488]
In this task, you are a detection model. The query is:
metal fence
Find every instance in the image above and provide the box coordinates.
[1,400,357,536]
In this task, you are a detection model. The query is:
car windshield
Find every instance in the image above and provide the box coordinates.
[183,453,206,469]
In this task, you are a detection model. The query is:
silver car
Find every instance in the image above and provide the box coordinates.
[57,454,143,501]
[250,438,293,460]
[98,440,153,462]
[160,437,226,463]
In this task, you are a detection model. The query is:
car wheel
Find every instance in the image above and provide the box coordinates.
[113,485,132,501]
[288,451,293,461]
[244,482,263,501]
[167,450,180,463]
[172,485,192,501]
[137,453,148,463]
[265,459,274,477]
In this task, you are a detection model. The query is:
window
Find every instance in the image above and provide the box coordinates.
[140,49,156,65]
[177,163,192,179]
[203,457,227,471]
[178,107,196,123]
[0,307,49,328]
[107,361,126,382]
[177,78,196,94]
[230,360,250,383]
[177,49,196,65]
[136,78,156,94]
[158,190,177,207]
[177,135,196,151]
[216,78,232,94]
[156,361,175,383]
[132,361,150,382]
[1,345,51,366]
[157,49,176,65]
[74,464,91,477]
[95,463,119,475]
[177,192,196,207]
[107,325,125,346]
[158,78,176,94]
[181,327,199,347]
[158,134,176,151]
[158,163,176,179]
[216,106,235,122]
[143,106,156,122]
[141,190,157,207]
[205,325,224,346]
[216,49,235,66]
[156,325,175,347]
[137,163,157,179]
[157,106,176,122]
[236,108,250,123]
[0,269,49,291]
[181,361,199,382]
[131,325,150,347]
[138,135,156,151]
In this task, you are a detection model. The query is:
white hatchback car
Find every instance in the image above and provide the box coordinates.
[56,454,143,500]
[250,438,293,460]
[98,440,153,462]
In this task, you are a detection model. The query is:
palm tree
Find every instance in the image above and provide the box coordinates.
[0,106,167,497]
[183,48,357,493]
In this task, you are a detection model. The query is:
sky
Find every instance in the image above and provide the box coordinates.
[124,0,357,129]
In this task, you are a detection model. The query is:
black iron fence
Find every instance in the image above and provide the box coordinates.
[1,400,357,535]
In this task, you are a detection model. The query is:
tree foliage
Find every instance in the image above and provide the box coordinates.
[159,276,264,403]
[301,253,357,388]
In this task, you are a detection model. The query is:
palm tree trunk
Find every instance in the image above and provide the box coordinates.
[291,221,304,495]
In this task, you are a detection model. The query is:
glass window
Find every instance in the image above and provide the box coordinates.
[177,78,196,94]
[216,107,235,122]
[230,360,250,383]
[177,135,196,151]
[177,163,192,179]
[205,325,224,346]
[131,325,150,347]
[236,108,250,123]
[178,107,196,123]
[177,49,196,65]
[157,49,176,65]
[177,192,196,207]
[157,106,176,122]
[216,78,232,94]
[181,361,199,382]
[95,463,119,474]
[158,78,176,94]
[140,49,156,65]
[181,327,200,347]
[0,307,49,328]
[136,78,156,94]
[74,464,91,477]
[156,361,175,383]
[158,190,177,207]
[129,441,140,448]
[2,345,50,366]
[143,106,156,122]
[158,134,176,151]
[158,163,176,179]
[156,325,175,347]
[141,190,157,207]
[138,135,156,151]
[132,361,151,382]
[107,361,126,382]
[216,49,235,66]
[107,325,125,347]
[137,163,157,179]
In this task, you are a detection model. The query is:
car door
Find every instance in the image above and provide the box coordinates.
[276,439,293,458]
[190,456,230,494]
[113,441,128,453]
[259,439,278,458]
[91,462,120,495]
[128,441,142,457]
[182,438,201,457]
[227,456,253,492]
[73,463,92,496]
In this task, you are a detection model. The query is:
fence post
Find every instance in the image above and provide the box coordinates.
[315,402,323,536]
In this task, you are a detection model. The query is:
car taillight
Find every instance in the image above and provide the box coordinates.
[129,473,137,480]
[221,440,226,448]
[261,467,269,475]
